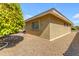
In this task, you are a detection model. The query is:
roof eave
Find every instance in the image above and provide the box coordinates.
[25,8,72,25]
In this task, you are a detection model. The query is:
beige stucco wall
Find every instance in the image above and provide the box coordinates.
[25,14,50,39]
[25,14,71,40]
[49,14,71,40]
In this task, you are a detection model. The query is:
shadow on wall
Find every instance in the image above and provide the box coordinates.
[63,32,79,56]
[26,22,50,39]
[0,35,24,50]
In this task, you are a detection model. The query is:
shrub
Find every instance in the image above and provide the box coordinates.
[0,3,24,36]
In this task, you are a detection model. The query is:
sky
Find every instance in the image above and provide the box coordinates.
[20,3,79,26]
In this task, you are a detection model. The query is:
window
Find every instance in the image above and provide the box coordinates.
[64,23,68,27]
[32,21,39,30]
[64,23,66,27]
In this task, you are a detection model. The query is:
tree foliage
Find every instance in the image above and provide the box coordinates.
[71,26,79,31]
[0,3,24,36]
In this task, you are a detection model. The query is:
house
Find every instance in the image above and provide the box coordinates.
[25,8,73,41]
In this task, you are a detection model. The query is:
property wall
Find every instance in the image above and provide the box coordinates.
[26,14,71,40]
[25,14,50,39]
[49,14,71,40]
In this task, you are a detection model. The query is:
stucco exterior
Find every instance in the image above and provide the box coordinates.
[25,8,72,40]
[49,14,71,40]
[25,14,50,39]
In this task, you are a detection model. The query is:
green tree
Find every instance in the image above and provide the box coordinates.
[0,3,24,36]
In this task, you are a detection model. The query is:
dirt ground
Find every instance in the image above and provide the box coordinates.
[0,32,78,56]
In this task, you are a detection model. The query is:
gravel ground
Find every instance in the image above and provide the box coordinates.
[0,32,77,56]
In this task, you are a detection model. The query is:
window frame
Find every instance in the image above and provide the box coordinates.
[31,21,40,30]
[64,23,69,27]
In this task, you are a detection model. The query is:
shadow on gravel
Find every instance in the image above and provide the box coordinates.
[0,35,24,50]
[63,32,79,56]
